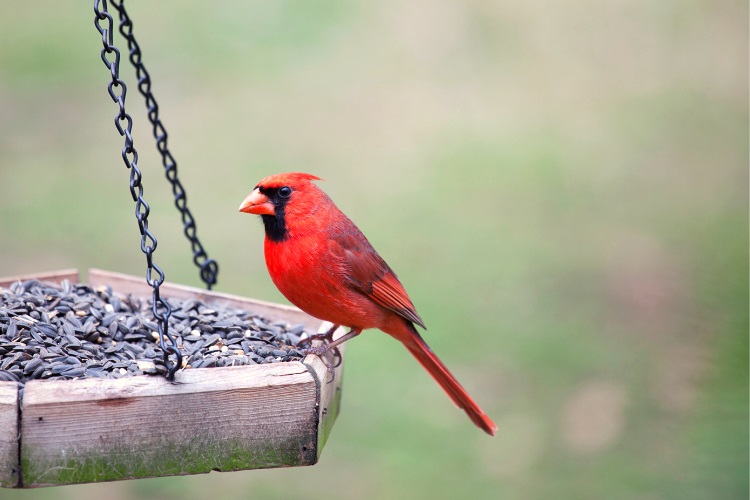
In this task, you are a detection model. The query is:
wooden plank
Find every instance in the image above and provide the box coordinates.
[303,322,346,456]
[87,268,319,330]
[20,363,319,487]
[0,382,19,488]
[0,269,79,289]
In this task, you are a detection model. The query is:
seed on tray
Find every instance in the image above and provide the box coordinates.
[0,279,313,385]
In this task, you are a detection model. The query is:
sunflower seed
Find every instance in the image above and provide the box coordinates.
[24,357,42,374]
[0,370,19,382]
[62,367,85,378]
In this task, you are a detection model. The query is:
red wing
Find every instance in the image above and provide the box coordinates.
[329,224,426,329]
[369,273,425,328]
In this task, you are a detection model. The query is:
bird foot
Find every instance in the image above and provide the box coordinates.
[303,344,339,383]
[302,325,358,383]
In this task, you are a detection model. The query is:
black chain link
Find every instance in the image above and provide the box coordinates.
[94,0,181,380]
[111,0,219,290]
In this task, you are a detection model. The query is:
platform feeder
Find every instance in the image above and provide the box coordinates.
[0,0,345,488]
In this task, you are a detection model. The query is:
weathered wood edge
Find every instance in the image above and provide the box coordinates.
[22,362,312,405]
[0,382,19,488]
[20,364,319,487]
[303,322,346,458]
[1,270,80,487]
[0,269,79,289]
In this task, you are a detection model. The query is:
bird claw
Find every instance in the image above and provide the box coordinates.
[331,346,343,368]
[300,324,351,383]
[303,344,337,383]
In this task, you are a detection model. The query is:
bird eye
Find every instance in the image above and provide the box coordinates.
[278,186,292,198]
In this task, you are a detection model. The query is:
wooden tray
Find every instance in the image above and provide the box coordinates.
[0,269,344,488]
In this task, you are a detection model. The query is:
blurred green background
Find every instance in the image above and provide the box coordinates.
[0,1,747,499]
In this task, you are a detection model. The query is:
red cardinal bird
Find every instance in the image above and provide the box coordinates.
[239,172,497,435]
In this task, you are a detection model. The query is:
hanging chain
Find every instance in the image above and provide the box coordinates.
[94,0,181,380]
[111,0,219,291]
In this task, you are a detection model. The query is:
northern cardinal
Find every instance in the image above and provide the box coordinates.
[239,172,497,435]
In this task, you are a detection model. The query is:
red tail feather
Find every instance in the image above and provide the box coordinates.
[400,327,497,436]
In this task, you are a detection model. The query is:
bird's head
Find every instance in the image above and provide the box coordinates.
[239,172,325,241]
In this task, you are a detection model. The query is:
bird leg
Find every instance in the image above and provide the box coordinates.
[297,323,345,370]
[304,328,361,382]
[296,323,340,347]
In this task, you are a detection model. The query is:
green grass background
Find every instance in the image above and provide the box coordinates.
[0,1,747,499]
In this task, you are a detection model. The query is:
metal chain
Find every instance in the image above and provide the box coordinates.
[110,0,219,290]
[94,0,181,380]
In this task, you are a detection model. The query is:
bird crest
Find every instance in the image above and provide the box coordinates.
[256,172,323,189]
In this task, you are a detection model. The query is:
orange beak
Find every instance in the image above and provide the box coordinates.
[239,189,275,215]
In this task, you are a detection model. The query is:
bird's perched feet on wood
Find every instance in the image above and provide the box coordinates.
[303,327,361,383]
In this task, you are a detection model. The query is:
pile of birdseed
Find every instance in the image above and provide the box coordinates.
[0,279,310,385]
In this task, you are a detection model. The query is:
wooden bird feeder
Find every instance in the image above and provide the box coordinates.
[0,269,344,489]
[0,1,347,489]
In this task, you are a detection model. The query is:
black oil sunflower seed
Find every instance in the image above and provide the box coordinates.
[0,279,312,383]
